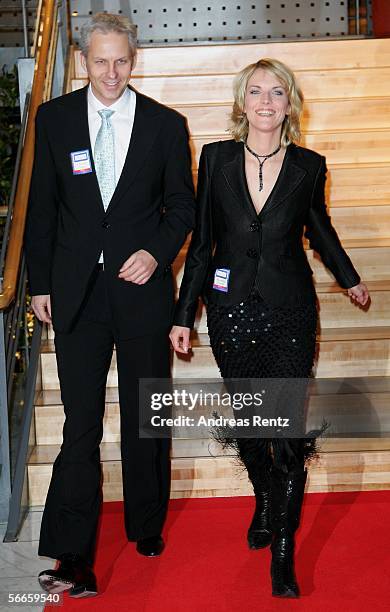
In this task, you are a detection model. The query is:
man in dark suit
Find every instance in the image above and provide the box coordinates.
[25,13,195,597]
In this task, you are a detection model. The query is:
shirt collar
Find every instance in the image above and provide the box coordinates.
[88,84,134,117]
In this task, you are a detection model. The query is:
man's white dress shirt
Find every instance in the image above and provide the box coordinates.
[87,84,136,263]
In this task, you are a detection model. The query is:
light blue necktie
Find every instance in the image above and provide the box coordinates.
[94,109,116,210]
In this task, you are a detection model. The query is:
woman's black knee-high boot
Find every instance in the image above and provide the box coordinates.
[236,439,272,549]
[247,472,272,549]
[270,466,307,597]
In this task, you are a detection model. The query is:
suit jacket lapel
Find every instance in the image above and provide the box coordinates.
[221,142,307,220]
[61,85,105,212]
[221,142,259,221]
[105,91,163,215]
[259,144,307,218]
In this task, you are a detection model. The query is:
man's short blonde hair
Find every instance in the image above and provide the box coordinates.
[80,13,137,67]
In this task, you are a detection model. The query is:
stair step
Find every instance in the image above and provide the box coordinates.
[190,174,390,208]
[43,290,390,338]
[29,438,390,464]
[193,130,390,166]
[40,328,390,352]
[33,376,390,445]
[174,99,390,136]
[188,290,390,333]
[46,245,390,342]
[74,40,390,78]
[34,376,390,405]
[174,245,390,289]
[326,237,390,248]
[27,443,390,505]
[72,68,390,104]
[68,86,390,168]
[39,328,390,389]
[176,205,390,243]
[328,206,390,241]
[70,96,390,134]
[316,165,390,204]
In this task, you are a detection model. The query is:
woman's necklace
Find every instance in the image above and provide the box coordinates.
[244,142,282,191]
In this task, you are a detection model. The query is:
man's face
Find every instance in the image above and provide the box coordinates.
[81,30,134,106]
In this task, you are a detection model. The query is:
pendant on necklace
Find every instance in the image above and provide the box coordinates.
[245,142,281,192]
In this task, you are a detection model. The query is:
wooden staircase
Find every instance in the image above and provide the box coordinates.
[28,38,390,506]
[0,0,38,48]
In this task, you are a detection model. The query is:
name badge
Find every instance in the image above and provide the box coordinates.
[213,268,230,293]
[70,149,93,175]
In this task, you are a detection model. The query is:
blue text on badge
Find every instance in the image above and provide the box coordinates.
[70,149,93,175]
[213,268,230,293]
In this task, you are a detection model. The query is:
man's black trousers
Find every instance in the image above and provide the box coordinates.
[38,268,171,565]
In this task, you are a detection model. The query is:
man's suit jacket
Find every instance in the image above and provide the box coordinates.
[173,139,360,329]
[25,86,196,338]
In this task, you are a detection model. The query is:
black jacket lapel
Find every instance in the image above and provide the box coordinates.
[221,142,307,220]
[59,86,105,212]
[259,144,307,218]
[221,141,259,221]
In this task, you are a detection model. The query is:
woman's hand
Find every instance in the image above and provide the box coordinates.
[169,326,191,354]
[347,282,370,306]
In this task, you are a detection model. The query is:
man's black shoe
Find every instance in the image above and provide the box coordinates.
[136,536,164,557]
[38,553,97,598]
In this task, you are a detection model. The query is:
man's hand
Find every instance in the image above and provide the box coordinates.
[118,250,158,284]
[347,282,370,306]
[31,295,52,323]
[169,326,191,354]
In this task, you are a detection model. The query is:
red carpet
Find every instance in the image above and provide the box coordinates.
[46,491,390,611]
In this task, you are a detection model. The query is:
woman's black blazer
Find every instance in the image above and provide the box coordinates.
[173,139,360,329]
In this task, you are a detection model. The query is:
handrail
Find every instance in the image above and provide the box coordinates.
[4,319,43,542]
[43,3,59,102]
[0,0,56,311]
[31,0,44,58]
[0,94,30,268]
[21,0,29,58]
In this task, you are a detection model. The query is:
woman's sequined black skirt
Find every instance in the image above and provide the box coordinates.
[206,288,324,471]
[207,288,317,379]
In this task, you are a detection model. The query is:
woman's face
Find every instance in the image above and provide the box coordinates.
[243,68,291,137]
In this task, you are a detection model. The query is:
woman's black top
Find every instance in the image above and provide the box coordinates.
[173,139,360,329]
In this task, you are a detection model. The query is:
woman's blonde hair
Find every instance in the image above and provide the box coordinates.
[229,58,303,147]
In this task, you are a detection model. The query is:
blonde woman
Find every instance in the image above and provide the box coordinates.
[170,59,368,597]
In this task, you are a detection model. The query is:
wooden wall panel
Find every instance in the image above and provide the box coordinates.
[71,67,390,103]
[74,39,390,78]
